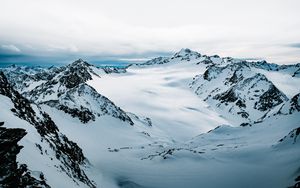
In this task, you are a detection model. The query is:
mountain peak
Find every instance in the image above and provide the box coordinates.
[58,59,99,89]
[68,59,92,68]
[173,48,201,58]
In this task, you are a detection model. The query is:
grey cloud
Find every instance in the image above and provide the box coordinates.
[288,43,300,48]
[1,44,21,53]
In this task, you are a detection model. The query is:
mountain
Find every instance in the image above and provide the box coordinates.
[190,61,289,125]
[0,49,299,188]
[135,48,223,67]
[6,59,133,125]
[0,71,95,187]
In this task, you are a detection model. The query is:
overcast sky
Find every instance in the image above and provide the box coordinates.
[0,0,299,64]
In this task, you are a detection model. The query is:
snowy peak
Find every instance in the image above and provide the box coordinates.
[1,66,55,93]
[137,48,202,66]
[140,56,170,66]
[11,60,134,125]
[271,93,300,116]
[235,73,288,112]
[173,48,201,58]
[59,59,99,89]
[252,60,300,77]
[1,48,300,188]
[68,58,91,68]
[45,83,134,124]
[191,62,289,124]
[135,49,238,67]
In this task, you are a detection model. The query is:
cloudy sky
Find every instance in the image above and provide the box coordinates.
[0,0,299,65]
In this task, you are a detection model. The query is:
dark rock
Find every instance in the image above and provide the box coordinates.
[240,123,252,127]
[0,125,50,188]
[58,104,95,123]
[255,85,287,111]
[278,127,300,144]
[227,70,243,85]
[289,93,300,114]
[0,71,96,188]
[237,111,249,118]
[214,88,238,103]
[236,99,246,108]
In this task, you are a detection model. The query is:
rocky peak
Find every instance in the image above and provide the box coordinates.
[59,59,97,89]
[54,83,134,125]
[252,60,279,71]
[235,73,288,112]
[255,84,288,111]
[140,56,170,66]
[67,59,92,68]
[191,61,290,124]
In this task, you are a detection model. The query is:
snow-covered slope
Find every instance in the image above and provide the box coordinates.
[88,49,228,141]
[190,61,289,125]
[0,71,96,187]
[9,59,134,125]
[87,49,300,188]
[1,48,299,188]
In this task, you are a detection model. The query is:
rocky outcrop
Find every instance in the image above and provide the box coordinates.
[0,71,96,187]
[289,93,300,113]
[191,62,288,123]
[255,85,287,111]
[59,59,96,89]
[275,127,300,157]
[139,57,170,66]
[0,122,50,188]
[20,60,133,125]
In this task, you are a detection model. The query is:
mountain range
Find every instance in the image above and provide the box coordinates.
[0,48,299,188]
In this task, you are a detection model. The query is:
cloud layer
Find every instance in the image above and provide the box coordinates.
[1,0,299,64]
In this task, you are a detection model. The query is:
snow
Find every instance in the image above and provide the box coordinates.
[0,95,87,188]
[88,60,227,141]
[1,51,300,188]
[255,68,300,98]
[89,59,300,187]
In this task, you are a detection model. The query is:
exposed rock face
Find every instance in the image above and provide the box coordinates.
[191,62,288,123]
[278,127,300,144]
[270,93,300,117]
[59,59,96,89]
[0,71,58,136]
[289,93,300,113]
[23,59,98,103]
[0,71,96,188]
[203,65,222,81]
[139,57,170,66]
[58,103,95,123]
[101,66,127,74]
[255,85,287,111]
[15,60,134,124]
[292,68,300,77]
[62,84,134,124]
[0,123,50,188]
[1,65,55,93]
[214,88,238,103]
